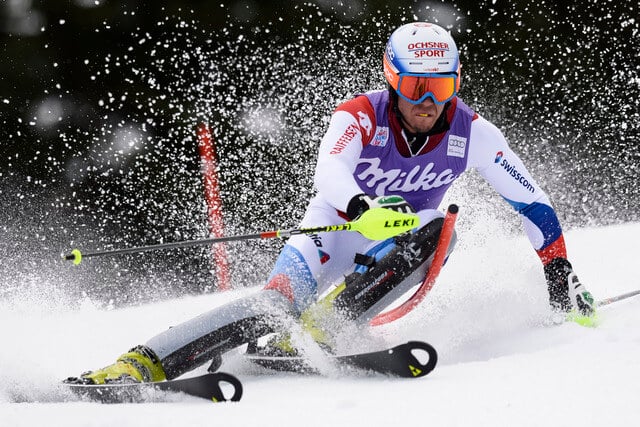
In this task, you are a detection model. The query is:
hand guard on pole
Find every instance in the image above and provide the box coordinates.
[347,194,416,220]
[544,257,595,317]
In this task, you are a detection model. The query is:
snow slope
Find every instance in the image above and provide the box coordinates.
[2,223,640,427]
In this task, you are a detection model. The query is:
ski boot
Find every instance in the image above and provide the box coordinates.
[66,345,166,385]
[250,288,342,357]
[253,333,300,357]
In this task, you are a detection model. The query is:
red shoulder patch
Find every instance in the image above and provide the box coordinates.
[335,96,376,146]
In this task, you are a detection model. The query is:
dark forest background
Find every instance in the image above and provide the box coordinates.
[1,0,638,305]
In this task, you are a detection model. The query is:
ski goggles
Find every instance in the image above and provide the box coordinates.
[383,55,460,105]
[393,73,459,105]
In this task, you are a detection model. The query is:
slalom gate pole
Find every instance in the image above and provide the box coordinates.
[197,123,231,291]
[62,208,420,266]
[597,289,640,307]
[370,204,459,326]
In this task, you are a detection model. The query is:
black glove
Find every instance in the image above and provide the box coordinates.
[544,258,595,316]
[346,194,416,220]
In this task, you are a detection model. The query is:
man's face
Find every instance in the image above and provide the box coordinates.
[396,95,445,134]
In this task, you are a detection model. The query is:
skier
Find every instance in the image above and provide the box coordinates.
[70,22,595,385]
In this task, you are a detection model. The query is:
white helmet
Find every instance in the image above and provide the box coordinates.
[384,22,461,104]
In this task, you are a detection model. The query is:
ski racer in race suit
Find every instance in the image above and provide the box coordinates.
[263,22,595,318]
[73,22,596,385]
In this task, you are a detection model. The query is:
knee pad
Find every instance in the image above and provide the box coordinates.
[335,217,456,322]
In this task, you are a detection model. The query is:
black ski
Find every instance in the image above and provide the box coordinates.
[245,340,437,378]
[64,372,242,403]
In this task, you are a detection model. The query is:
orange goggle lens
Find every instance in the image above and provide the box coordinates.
[396,74,457,105]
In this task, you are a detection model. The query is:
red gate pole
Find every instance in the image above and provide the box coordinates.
[197,123,231,291]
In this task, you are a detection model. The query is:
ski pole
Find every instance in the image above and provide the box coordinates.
[597,289,640,307]
[63,208,420,265]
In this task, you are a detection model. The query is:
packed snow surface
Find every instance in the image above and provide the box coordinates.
[2,222,640,427]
